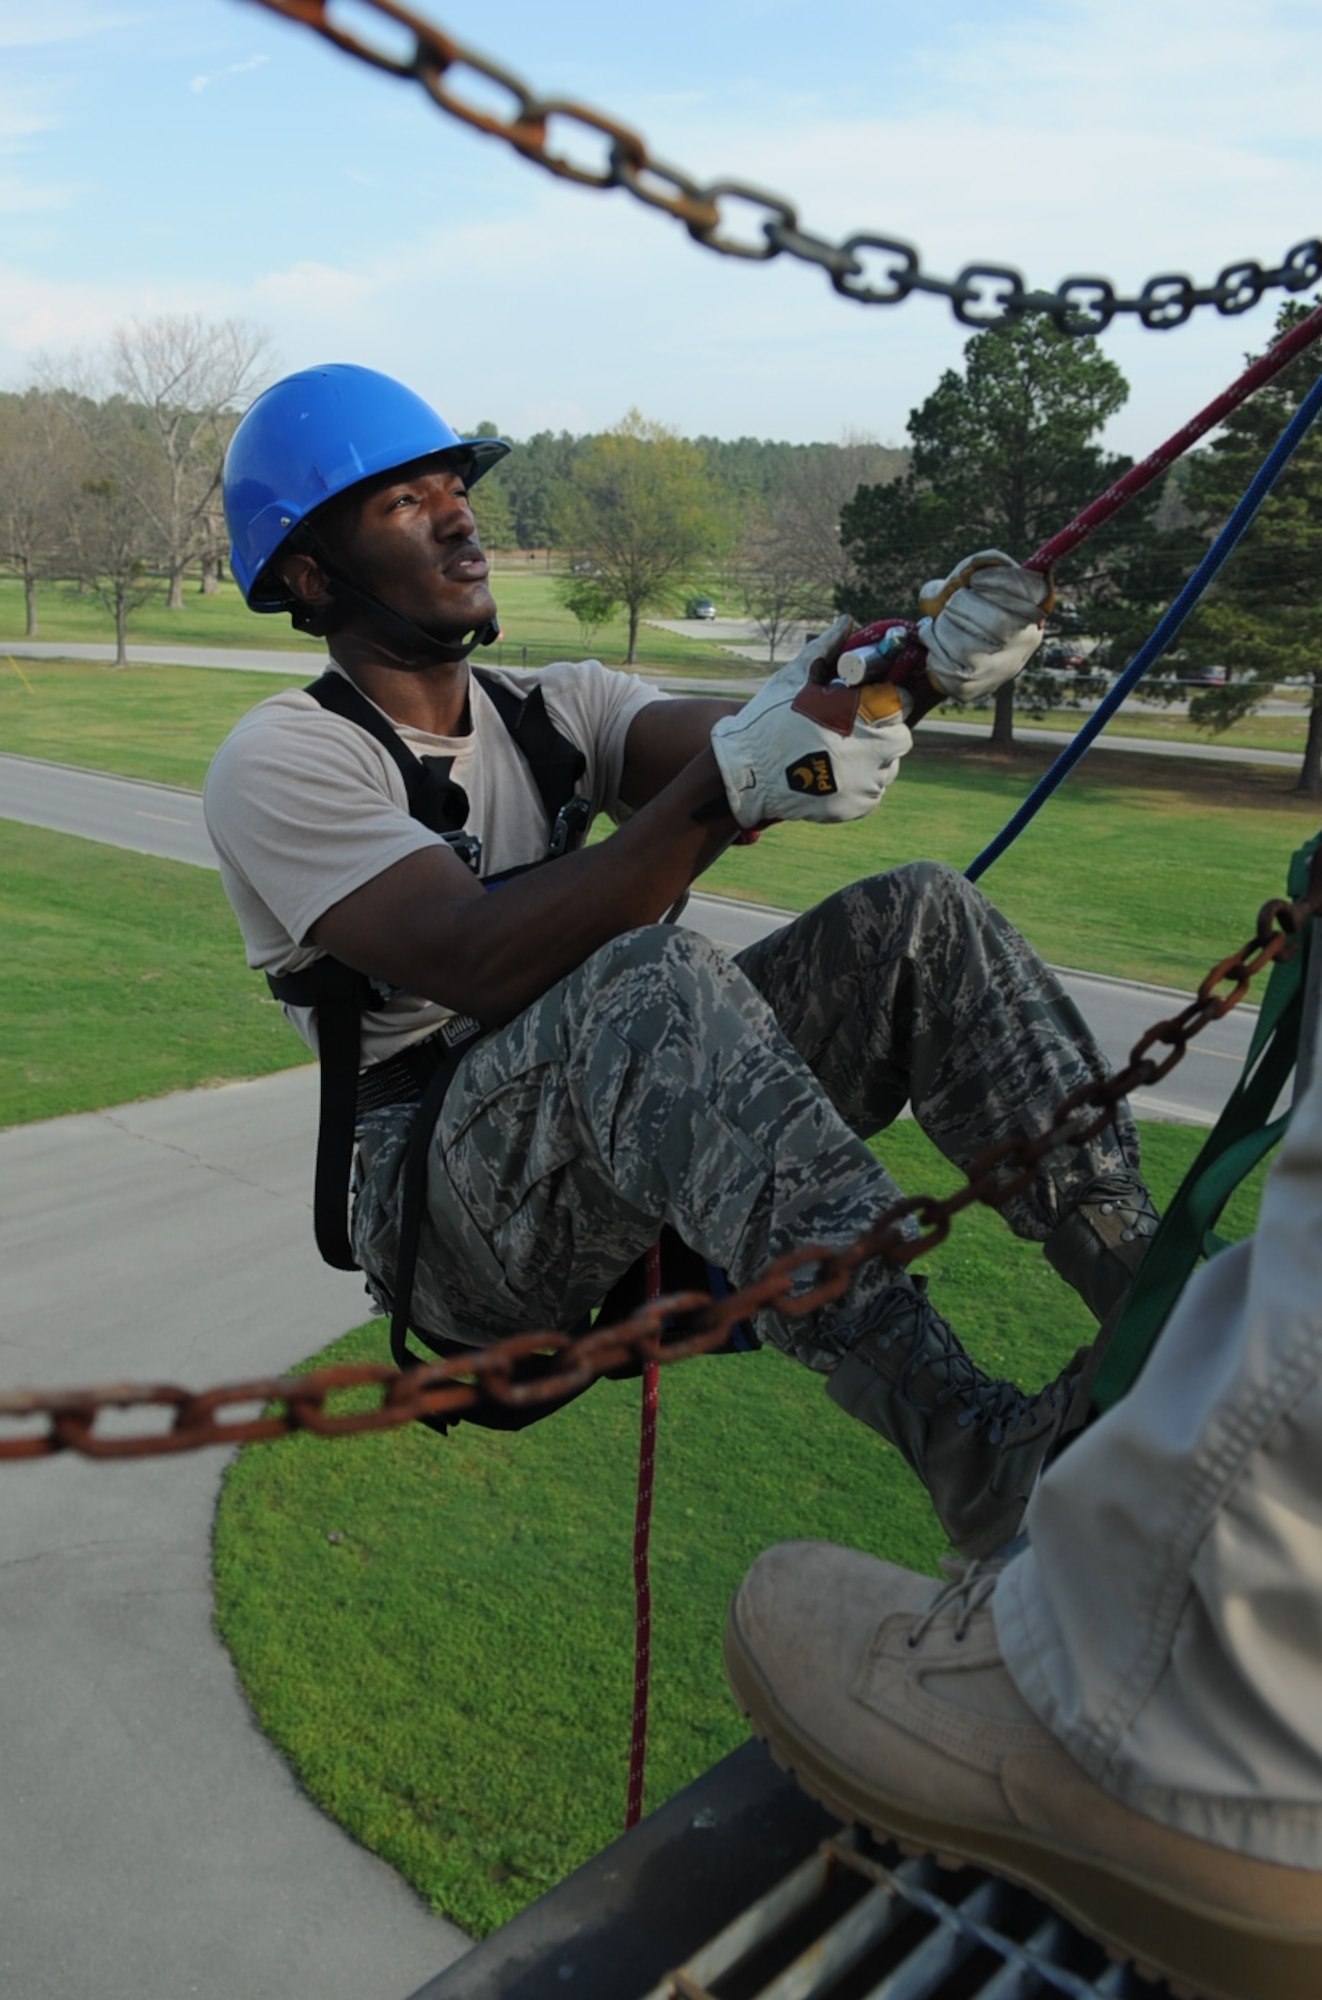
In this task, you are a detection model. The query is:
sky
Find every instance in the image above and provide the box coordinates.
[2,0,1321,462]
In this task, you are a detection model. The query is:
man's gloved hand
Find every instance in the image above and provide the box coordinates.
[711,615,914,828]
[917,551,1054,702]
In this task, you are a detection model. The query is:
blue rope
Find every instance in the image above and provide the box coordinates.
[965,367,1322,884]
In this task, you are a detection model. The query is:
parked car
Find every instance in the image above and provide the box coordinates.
[685,596,717,620]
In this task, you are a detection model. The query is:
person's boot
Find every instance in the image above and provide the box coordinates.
[1043,1168,1159,1324]
[1042,1169,1161,1442]
[825,1275,1077,1558]
[724,1544,1322,2000]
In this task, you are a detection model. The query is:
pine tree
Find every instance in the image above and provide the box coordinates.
[838,319,1128,747]
[1176,298,1322,796]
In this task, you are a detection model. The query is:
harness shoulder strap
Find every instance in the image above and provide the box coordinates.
[473,669,587,831]
[303,670,469,833]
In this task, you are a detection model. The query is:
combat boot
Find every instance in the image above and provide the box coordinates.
[1043,1170,1160,1326]
[1042,1170,1161,1443]
[825,1275,1076,1559]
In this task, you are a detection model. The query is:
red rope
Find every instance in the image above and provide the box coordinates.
[625,1243,661,1830]
[1026,300,1322,573]
[845,301,1322,689]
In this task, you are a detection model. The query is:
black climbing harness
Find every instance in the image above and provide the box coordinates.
[267,667,589,1288]
[269,667,752,1432]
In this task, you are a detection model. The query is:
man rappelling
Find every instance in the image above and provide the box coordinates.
[205,361,1157,1558]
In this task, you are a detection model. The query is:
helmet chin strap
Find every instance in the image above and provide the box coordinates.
[306,532,498,664]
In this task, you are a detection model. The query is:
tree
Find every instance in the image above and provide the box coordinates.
[498,429,583,549]
[554,411,734,662]
[1080,464,1204,710]
[839,320,1129,747]
[732,508,825,666]
[1167,299,1322,796]
[732,436,904,663]
[560,571,618,646]
[0,390,77,635]
[64,398,163,664]
[461,424,516,552]
[107,315,270,607]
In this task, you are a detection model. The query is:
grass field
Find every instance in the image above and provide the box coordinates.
[1011,704,1311,757]
[0,656,311,789]
[0,821,301,1127]
[0,575,321,652]
[2,656,1318,999]
[0,571,746,675]
[702,745,1321,990]
[211,1114,1266,1938]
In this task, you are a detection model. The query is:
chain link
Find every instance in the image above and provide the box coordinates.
[245,0,1322,332]
[4,853,1318,1464]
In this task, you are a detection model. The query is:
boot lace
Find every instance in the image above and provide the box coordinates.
[907,1560,998,1648]
[875,1283,1074,1446]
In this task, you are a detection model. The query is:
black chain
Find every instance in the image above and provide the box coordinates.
[244,0,1322,334]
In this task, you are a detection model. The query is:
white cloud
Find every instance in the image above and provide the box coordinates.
[0,265,236,368]
[189,54,269,95]
[0,4,143,49]
[0,84,74,215]
[0,174,74,214]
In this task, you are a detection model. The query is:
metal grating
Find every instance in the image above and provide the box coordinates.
[408,1743,1168,2000]
[641,1827,1158,2000]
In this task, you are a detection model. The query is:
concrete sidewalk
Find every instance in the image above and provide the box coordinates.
[0,1069,470,2000]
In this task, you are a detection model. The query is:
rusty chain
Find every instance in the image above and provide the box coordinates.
[3,851,1318,1464]
[242,0,1322,334]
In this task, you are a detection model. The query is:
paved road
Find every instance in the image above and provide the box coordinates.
[0,637,1303,767]
[2,636,318,673]
[0,751,1257,1127]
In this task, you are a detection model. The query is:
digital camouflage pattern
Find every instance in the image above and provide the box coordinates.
[352,862,1143,1369]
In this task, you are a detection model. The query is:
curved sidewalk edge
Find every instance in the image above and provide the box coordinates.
[0,1069,471,2000]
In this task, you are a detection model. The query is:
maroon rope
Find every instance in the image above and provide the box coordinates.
[846,301,1322,691]
[1028,300,1322,572]
[625,1244,662,1830]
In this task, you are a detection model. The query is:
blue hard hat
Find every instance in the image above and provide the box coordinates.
[223,363,511,611]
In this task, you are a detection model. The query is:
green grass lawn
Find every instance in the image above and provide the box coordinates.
[3,657,1318,995]
[212,1114,1265,1938]
[0,656,312,789]
[457,568,755,673]
[698,742,1320,990]
[1011,705,1311,757]
[0,575,323,652]
[0,821,302,1127]
[2,569,1313,733]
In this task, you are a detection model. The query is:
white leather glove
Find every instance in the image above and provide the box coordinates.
[711,615,913,828]
[917,551,1053,702]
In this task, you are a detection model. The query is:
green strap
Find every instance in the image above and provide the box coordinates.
[1091,831,1320,1414]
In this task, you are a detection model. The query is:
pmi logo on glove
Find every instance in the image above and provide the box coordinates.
[785,752,838,797]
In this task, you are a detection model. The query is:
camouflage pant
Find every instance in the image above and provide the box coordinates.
[352,861,1139,1368]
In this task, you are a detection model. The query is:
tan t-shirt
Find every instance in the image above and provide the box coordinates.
[203,657,666,1065]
